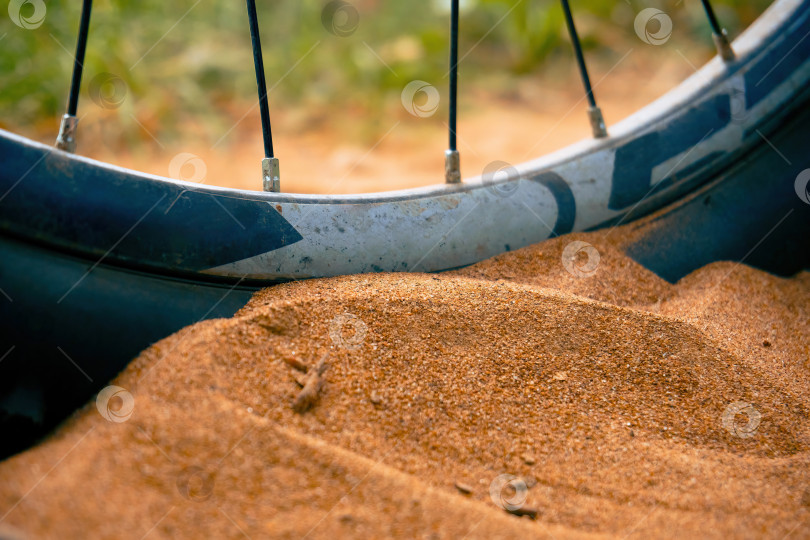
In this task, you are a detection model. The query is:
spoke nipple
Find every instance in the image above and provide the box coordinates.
[713,30,735,62]
[55,114,79,153]
[262,157,280,192]
[587,106,608,139]
[444,149,461,184]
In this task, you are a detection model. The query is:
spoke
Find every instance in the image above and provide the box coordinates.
[245,0,280,192]
[445,0,461,184]
[700,0,735,62]
[560,0,607,138]
[55,0,93,153]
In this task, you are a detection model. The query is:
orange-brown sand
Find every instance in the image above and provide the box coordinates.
[0,228,808,539]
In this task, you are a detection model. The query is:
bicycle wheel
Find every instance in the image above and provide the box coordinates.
[0,0,808,456]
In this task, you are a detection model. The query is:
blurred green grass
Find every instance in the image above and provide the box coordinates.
[1,0,770,147]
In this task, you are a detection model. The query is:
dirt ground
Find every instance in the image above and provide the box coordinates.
[0,222,807,539]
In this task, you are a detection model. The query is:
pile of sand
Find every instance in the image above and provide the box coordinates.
[0,230,808,539]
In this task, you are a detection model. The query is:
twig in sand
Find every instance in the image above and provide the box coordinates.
[292,355,329,413]
[282,354,308,373]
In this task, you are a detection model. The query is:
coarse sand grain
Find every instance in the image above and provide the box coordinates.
[0,229,808,539]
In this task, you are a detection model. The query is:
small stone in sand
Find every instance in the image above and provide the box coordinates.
[454,481,473,495]
[506,506,538,520]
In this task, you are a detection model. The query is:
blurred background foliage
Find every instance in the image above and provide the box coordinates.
[1,0,771,148]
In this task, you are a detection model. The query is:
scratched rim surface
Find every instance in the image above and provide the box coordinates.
[0,0,808,282]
